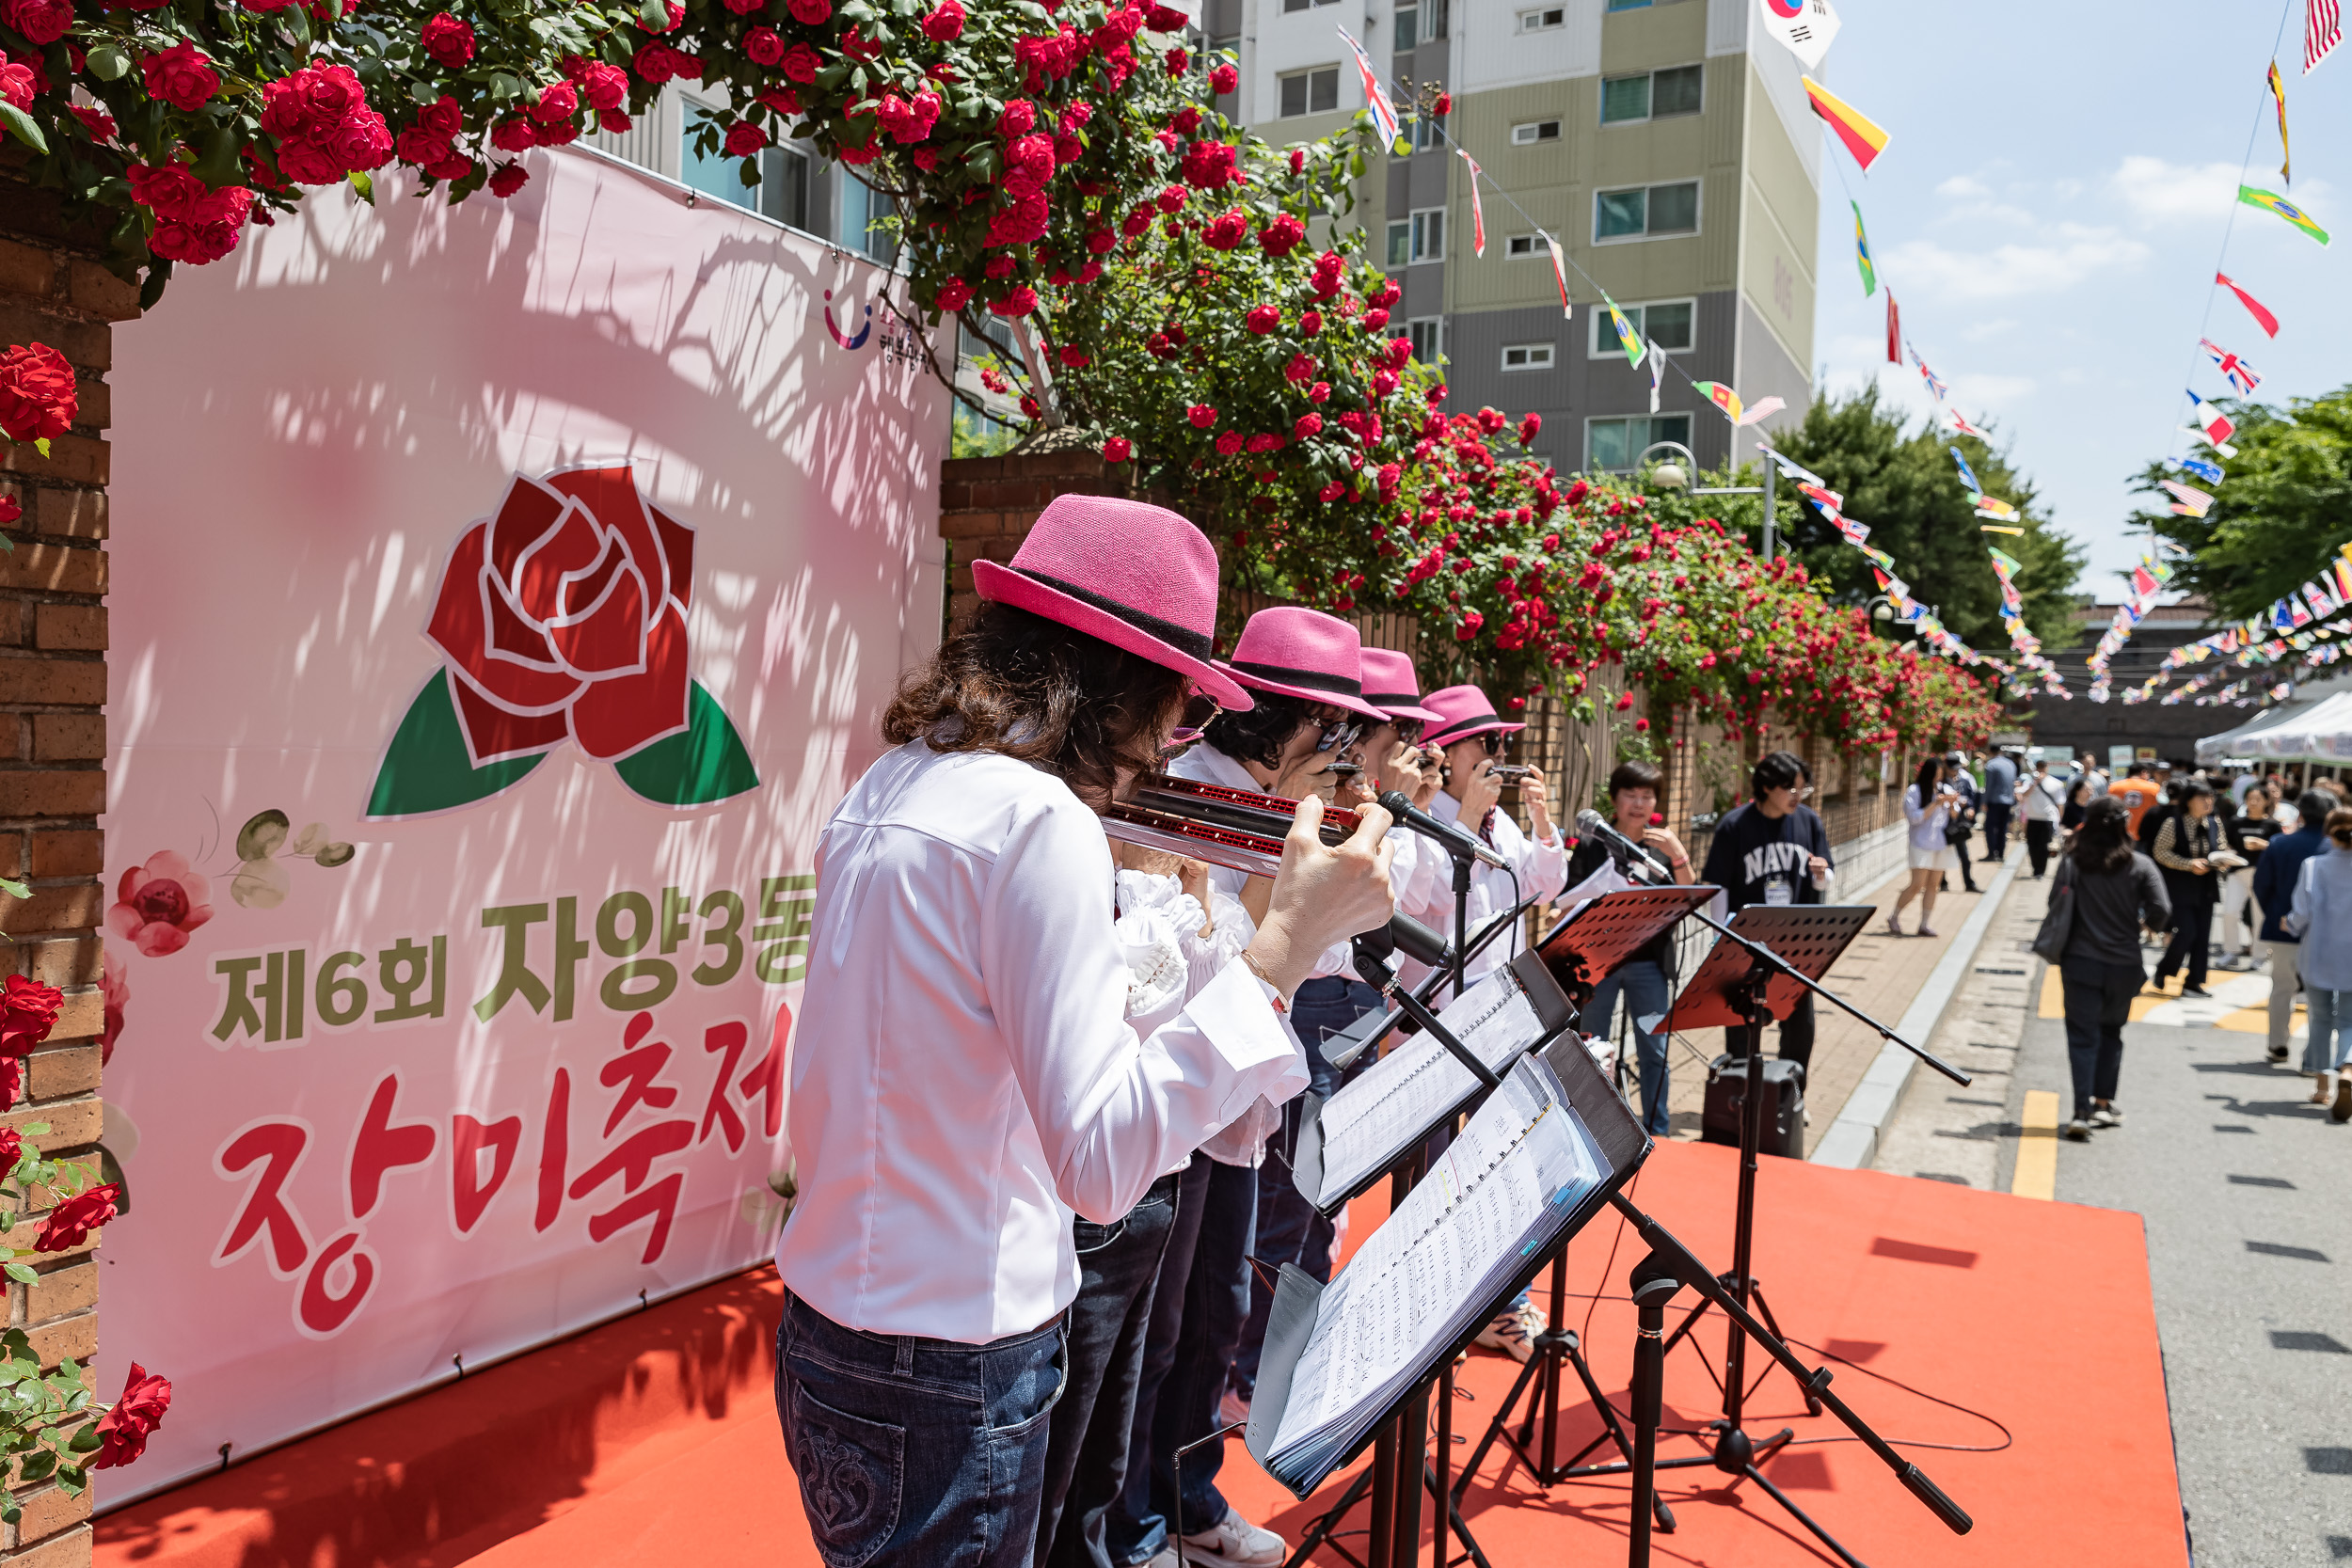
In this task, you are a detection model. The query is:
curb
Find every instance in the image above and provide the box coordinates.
[1811,848,2025,1169]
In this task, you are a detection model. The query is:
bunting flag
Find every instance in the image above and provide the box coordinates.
[2216,273,2280,338]
[1947,407,1988,438]
[2183,426,2241,459]
[1949,446,1982,494]
[1759,0,1841,71]
[2187,390,2238,448]
[1885,292,1900,365]
[2332,557,2352,602]
[1338,28,1403,149]
[2269,60,2291,182]
[2173,454,2226,483]
[2201,339,2263,394]
[2310,0,2342,73]
[1981,525,2024,535]
[1735,395,1786,427]
[2159,479,2214,515]
[1647,340,1666,415]
[1803,75,1891,170]
[1851,200,1876,295]
[1604,294,1645,370]
[2308,580,2337,621]
[1458,150,1486,256]
[1974,494,2019,522]
[1546,237,1572,320]
[1911,344,1947,401]
[2239,184,2331,245]
[1692,381,1744,424]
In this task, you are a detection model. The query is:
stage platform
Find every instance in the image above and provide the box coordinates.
[94,1140,2186,1568]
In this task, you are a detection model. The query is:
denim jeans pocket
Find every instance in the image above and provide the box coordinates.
[789,1379,908,1568]
[1073,1216,1127,1255]
[985,1322,1068,1440]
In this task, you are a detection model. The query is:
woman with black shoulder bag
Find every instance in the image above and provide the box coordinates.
[2035,796,2170,1142]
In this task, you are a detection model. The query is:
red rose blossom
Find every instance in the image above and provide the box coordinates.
[1187,404,1217,429]
[787,0,830,20]
[91,1364,173,1471]
[0,0,71,45]
[141,40,221,112]
[990,286,1039,318]
[0,60,34,113]
[780,42,821,82]
[0,1128,20,1169]
[1216,430,1244,455]
[574,60,628,109]
[419,11,475,66]
[0,342,75,444]
[922,0,966,40]
[0,974,61,1057]
[1203,208,1248,250]
[34,1183,119,1253]
[1245,304,1279,334]
[1103,437,1133,463]
[935,277,973,311]
[1294,412,1323,440]
[724,119,768,157]
[530,80,579,125]
[489,162,530,198]
[1208,61,1237,94]
[1259,213,1306,258]
[743,25,786,64]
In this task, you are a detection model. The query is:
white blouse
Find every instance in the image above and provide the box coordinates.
[775,742,1308,1344]
[1405,788,1569,984]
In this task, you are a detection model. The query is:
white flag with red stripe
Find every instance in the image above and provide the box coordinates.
[1457,150,1485,257]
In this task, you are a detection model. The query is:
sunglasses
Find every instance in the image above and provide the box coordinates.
[1477,731,1510,756]
[1168,688,1222,749]
[1313,715,1367,755]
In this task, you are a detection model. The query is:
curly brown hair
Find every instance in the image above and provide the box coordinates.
[882,601,1188,810]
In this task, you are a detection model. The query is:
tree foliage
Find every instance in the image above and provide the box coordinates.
[2138,384,2352,620]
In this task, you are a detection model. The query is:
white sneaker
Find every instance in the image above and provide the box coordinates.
[1216,1386,1250,1430]
[2089,1104,2123,1129]
[1173,1506,1287,1567]
[1516,1296,1549,1338]
[1474,1304,1536,1362]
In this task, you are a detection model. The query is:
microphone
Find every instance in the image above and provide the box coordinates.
[1352,910,1456,971]
[1377,790,1509,869]
[1575,809,1673,881]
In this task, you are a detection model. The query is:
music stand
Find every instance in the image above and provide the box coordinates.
[1454,885,1717,1522]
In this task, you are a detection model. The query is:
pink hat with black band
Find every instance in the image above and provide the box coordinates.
[1359,648,1442,725]
[1422,684,1526,748]
[1226,606,1388,721]
[970,495,1255,710]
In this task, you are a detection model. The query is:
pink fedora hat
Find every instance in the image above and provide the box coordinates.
[1226,606,1388,720]
[1359,648,1442,725]
[1422,685,1526,748]
[971,495,1254,710]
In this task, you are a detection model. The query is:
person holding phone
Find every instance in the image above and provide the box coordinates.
[1889,755,1962,937]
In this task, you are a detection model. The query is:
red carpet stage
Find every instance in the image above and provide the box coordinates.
[96,1141,2187,1568]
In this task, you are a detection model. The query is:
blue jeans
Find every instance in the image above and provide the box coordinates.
[1038,1173,1181,1568]
[1107,1158,1210,1565]
[1135,1158,1256,1548]
[2306,988,2352,1073]
[777,1291,1066,1568]
[1232,976,1377,1403]
[1585,958,1672,1137]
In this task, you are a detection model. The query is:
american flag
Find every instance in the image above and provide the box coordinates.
[2309,0,2342,73]
[2201,339,2262,394]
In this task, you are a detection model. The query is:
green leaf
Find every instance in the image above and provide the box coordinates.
[0,102,47,155]
[65,1424,97,1452]
[0,879,25,900]
[612,682,760,808]
[2,1264,31,1286]
[85,43,131,81]
[638,0,671,26]
[410,79,441,104]
[18,1449,53,1481]
[363,671,548,819]
[348,169,374,202]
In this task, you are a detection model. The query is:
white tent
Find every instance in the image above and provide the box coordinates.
[2239,690,2352,766]
[2195,701,2312,765]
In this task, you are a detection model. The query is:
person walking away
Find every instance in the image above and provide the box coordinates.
[2020,757,2065,879]
[1941,752,1982,893]
[2111,762,2161,840]
[2214,784,2269,971]
[1982,747,2019,864]
[1699,751,1836,1077]
[1889,756,1962,936]
[2251,790,2334,1065]
[1566,759,1695,1137]
[2285,808,2352,1120]
[2151,783,2222,996]
[2045,796,2170,1139]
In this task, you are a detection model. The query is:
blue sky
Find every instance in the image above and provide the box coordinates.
[1803,0,2349,605]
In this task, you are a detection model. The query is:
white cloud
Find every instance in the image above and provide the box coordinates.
[1950,372,2038,404]
[1883,227,2151,302]
[1936,174,1993,200]
[2109,155,2255,225]
[1963,316,2020,342]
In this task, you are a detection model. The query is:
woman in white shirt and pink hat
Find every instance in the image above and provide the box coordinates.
[772,496,1395,1568]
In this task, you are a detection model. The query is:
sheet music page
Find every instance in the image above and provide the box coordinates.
[1553,860,1628,922]
[1271,1058,1606,1459]
[1312,971,1543,1198]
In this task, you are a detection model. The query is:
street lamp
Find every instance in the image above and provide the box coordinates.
[1637,439,1776,562]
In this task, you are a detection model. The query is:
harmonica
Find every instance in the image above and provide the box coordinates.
[1104,773,1364,879]
[1488,765,1536,783]
[1325,762,1365,779]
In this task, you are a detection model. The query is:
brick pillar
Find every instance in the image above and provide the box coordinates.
[0,177,132,1568]
[937,451,1112,631]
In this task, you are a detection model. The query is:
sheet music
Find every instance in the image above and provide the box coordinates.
[1311,969,1545,1201]
[1270,1055,1604,1465]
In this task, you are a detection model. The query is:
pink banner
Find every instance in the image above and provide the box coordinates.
[99,147,946,1499]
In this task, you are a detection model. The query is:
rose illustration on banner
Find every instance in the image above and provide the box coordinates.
[367,466,757,817]
[108,851,215,957]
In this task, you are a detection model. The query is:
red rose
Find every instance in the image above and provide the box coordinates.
[416,94,463,137]
[922,0,965,40]
[0,342,75,444]
[786,0,829,21]
[568,58,628,110]
[91,1364,173,1470]
[0,1128,20,1168]
[490,118,537,153]
[1144,2,1186,27]
[1434,92,1452,116]
[1187,404,1216,428]
[1103,437,1133,463]
[990,286,1039,317]
[420,11,475,65]
[1318,481,1347,502]
[0,0,70,45]
[935,277,972,311]
[1259,213,1305,258]
[744,25,786,63]
[1294,412,1323,440]
[141,40,220,112]
[1288,146,1305,174]
[1179,138,1235,189]
[426,467,693,764]
[1307,381,1330,404]
[1216,430,1244,455]
[531,80,579,125]
[0,975,62,1057]
[723,119,768,156]
[1245,304,1279,334]
[1363,307,1389,329]
[1518,413,1542,442]
[35,1183,119,1253]
[1166,46,1188,74]
[722,0,761,12]
[1203,208,1247,250]
[1155,183,1186,214]
[1208,61,1237,94]
[0,60,34,113]
[779,42,821,82]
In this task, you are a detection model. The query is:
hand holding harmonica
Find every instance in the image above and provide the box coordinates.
[1242,795,1396,998]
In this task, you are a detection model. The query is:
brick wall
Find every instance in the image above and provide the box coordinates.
[0,176,132,1568]
[937,450,1118,632]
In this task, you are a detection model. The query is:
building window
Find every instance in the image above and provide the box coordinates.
[1589,298,1694,356]
[1587,414,1692,471]
[1394,4,1418,49]
[1602,64,1702,124]
[1605,0,1651,10]
[1501,342,1555,371]
[683,107,812,231]
[1505,233,1541,258]
[1595,180,1699,240]
[839,170,897,263]
[1405,115,1445,152]
[1407,316,1446,362]
[1279,65,1340,117]
[1283,0,1342,10]
[1387,210,1444,264]
[1511,119,1563,146]
[1518,5,1565,29]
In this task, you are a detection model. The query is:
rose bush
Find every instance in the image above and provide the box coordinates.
[425,466,694,766]
[107,850,214,958]
[0,341,74,446]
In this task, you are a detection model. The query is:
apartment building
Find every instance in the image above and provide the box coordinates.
[1206,0,1820,476]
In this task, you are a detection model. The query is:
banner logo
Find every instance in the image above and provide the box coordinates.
[822,288,875,350]
[366,466,758,818]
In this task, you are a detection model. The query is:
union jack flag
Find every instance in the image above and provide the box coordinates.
[1338,28,1401,148]
[2200,339,2262,395]
[1907,341,1947,402]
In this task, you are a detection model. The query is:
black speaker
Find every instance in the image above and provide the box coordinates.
[1701,1053,1806,1159]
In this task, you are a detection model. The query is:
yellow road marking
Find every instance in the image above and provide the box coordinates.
[2037,967,2063,1019]
[2012,1089,2059,1200]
